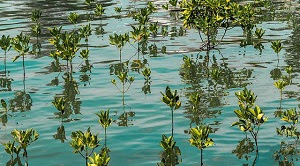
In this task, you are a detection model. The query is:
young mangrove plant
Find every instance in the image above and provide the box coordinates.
[157,134,181,166]
[276,108,299,140]
[271,40,282,63]
[88,150,110,166]
[31,9,42,41]
[12,32,31,78]
[130,25,148,55]
[274,79,288,110]
[285,66,293,84]
[68,12,80,28]
[79,23,92,59]
[70,127,101,166]
[95,4,105,18]
[2,141,21,163]
[161,86,181,137]
[11,128,39,159]
[96,110,112,147]
[111,71,134,106]
[149,22,159,40]
[109,33,129,61]
[254,28,265,39]
[189,125,214,166]
[52,96,66,120]
[0,35,11,73]
[231,88,268,162]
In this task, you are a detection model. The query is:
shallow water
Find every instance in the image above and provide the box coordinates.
[0,0,299,166]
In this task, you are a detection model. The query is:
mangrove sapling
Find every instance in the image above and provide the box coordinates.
[12,32,31,79]
[111,71,134,106]
[285,66,293,84]
[0,35,11,74]
[109,33,129,61]
[11,128,39,161]
[149,22,159,40]
[96,110,112,147]
[68,12,80,28]
[275,108,300,140]
[130,25,148,56]
[2,141,21,162]
[52,96,67,120]
[254,28,265,39]
[189,125,214,166]
[161,86,181,138]
[88,150,110,166]
[142,67,151,94]
[231,88,268,163]
[95,4,105,17]
[70,127,101,166]
[271,40,282,63]
[180,0,236,50]
[274,79,288,110]
[157,134,181,166]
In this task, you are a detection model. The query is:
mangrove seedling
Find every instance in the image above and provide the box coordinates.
[96,110,112,147]
[157,134,181,166]
[189,125,214,166]
[12,32,31,78]
[88,151,110,166]
[68,12,80,26]
[161,86,181,137]
[85,0,95,6]
[114,7,122,13]
[255,28,265,39]
[285,66,292,84]
[276,108,299,140]
[130,25,148,54]
[70,127,101,166]
[111,71,134,106]
[271,40,282,62]
[274,79,288,109]
[31,9,42,23]
[232,88,268,158]
[149,22,159,39]
[79,23,92,56]
[52,96,66,119]
[0,35,11,73]
[2,141,21,159]
[11,128,39,158]
[109,33,129,61]
[95,4,105,17]
[80,49,90,59]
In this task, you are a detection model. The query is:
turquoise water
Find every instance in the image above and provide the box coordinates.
[0,0,299,165]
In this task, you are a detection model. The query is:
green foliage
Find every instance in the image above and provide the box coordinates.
[149,22,159,37]
[85,0,95,6]
[111,71,134,105]
[95,4,105,17]
[254,28,265,39]
[271,40,282,54]
[274,79,288,91]
[169,0,178,7]
[96,110,112,129]
[68,12,79,24]
[0,35,12,52]
[130,25,148,44]
[70,127,101,163]
[142,67,151,79]
[276,108,299,139]
[109,33,129,52]
[31,9,42,22]
[232,88,267,153]
[234,4,255,32]
[11,128,39,157]
[79,23,92,42]
[80,49,90,59]
[12,32,31,62]
[88,151,110,166]
[161,86,181,111]
[52,96,66,115]
[157,134,181,166]
[31,23,41,37]
[189,125,214,150]
[2,141,21,157]
[114,7,122,13]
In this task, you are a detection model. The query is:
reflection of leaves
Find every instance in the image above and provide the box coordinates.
[232,138,255,160]
[6,156,23,166]
[9,91,33,112]
[270,68,282,80]
[53,125,66,143]
[0,76,12,92]
[117,111,135,127]
[157,134,181,166]
[273,141,300,166]
[109,61,129,76]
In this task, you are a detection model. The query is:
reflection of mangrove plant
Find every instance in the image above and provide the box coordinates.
[0,99,9,126]
[275,108,299,140]
[273,141,300,165]
[189,125,214,166]
[142,67,151,94]
[0,35,11,73]
[232,88,268,164]
[31,9,42,41]
[70,127,101,166]
[111,71,134,106]
[232,138,254,162]
[52,96,67,120]
[157,134,181,166]
[161,86,181,137]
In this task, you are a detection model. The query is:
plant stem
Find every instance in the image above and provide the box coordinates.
[119,49,122,62]
[171,108,174,138]
[122,82,125,105]
[22,54,25,78]
[201,149,203,166]
[4,51,7,74]
[280,89,282,110]
[104,127,107,147]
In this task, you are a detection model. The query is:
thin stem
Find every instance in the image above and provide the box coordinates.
[119,49,122,62]
[104,127,107,147]
[4,51,7,74]
[280,89,282,110]
[201,148,203,166]
[22,54,25,78]
[122,82,125,105]
[171,108,174,138]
